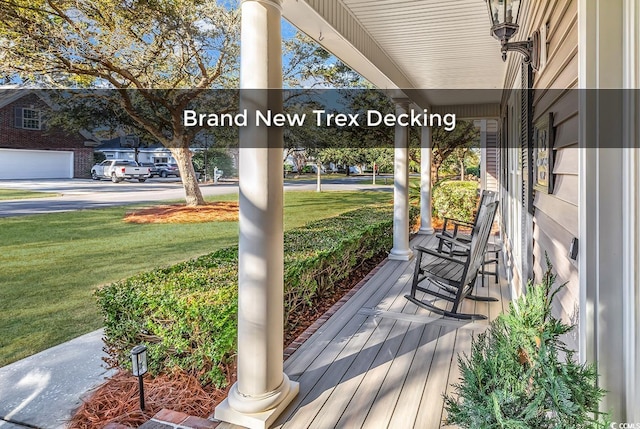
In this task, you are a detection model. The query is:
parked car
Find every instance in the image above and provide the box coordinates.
[140,163,159,178]
[155,162,180,178]
[91,160,151,182]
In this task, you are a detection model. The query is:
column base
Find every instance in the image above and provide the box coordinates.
[214,379,299,429]
[418,227,435,235]
[389,248,414,261]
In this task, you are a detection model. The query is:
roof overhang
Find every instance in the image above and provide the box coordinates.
[282,0,507,110]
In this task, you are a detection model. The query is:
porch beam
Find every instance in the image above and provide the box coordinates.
[281,0,412,91]
[419,124,434,235]
[214,0,298,427]
[389,98,414,261]
[430,103,500,119]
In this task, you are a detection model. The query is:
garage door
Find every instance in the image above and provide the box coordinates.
[0,148,74,179]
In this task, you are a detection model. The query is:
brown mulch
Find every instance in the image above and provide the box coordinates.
[68,370,229,429]
[123,202,239,224]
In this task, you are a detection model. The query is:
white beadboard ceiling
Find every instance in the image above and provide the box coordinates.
[341,0,507,89]
[283,0,508,105]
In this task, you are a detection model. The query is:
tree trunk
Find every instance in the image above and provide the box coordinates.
[170,145,205,206]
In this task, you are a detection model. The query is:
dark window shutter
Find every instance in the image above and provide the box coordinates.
[14,106,23,128]
[520,62,534,283]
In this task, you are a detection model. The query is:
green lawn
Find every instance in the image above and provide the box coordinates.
[0,188,59,200]
[0,190,391,366]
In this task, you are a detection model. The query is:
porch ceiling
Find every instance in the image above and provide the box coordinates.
[283,0,507,106]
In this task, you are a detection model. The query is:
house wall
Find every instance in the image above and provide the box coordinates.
[0,93,93,178]
[531,0,580,337]
[501,0,579,346]
[100,149,175,164]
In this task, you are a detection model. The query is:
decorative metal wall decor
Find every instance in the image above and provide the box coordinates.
[533,112,554,193]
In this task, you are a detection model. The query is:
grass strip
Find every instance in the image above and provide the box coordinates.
[0,188,59,200]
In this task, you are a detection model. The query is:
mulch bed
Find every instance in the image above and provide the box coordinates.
[123,202,239,224]
[68,370,229,429]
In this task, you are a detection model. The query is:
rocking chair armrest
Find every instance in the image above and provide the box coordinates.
[414,245,466,264]
[442,216,474,229]
[435,234,472,250]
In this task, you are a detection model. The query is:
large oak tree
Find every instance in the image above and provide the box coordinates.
[0,0,240,205]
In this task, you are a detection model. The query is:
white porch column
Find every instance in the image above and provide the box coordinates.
[214,0,298,427]
[389,99,414,261]
[578,0,639,421]
[418,124,434,235]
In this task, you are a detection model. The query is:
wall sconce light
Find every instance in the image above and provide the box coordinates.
[131,345,148,411]
[486,0,539,68]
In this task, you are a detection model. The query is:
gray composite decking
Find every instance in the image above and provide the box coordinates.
[219,233,510,429]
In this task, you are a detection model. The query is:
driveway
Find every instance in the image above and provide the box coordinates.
[0,178,392,217]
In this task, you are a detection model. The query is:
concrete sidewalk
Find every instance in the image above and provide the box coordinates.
[0,330,115,429]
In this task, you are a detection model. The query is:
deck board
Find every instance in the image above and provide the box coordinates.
[359,321,425,429]
[301,317,398,429]
[412,327,458,429]
[280,316,392,428]
[385,324,443,429]
[333,319,412,428]
[218,233,510,429]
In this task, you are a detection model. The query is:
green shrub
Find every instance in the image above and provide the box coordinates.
[95,205,418,386]
[465,166,480,178]
[432,181,479,222]
[444,262,609,428]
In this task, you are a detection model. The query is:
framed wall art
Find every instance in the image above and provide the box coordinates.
[533,112,554,193]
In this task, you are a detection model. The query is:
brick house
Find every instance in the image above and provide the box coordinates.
[0,90,96,179]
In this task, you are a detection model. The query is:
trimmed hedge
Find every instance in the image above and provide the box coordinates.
[432,181,479,222]
[96,205,418,386]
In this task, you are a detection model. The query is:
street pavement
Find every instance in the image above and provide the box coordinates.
[0,177,392,217]
[0,179,240,217]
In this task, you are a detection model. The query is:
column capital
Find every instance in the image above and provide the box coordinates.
[242,0,283,10]
[392,97,411,108]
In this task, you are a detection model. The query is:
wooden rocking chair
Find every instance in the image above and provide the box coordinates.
[436,189,500,287]
[405,200,499,320]
[436,189,496,255]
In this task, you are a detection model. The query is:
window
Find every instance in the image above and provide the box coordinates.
[22,108,41,129]
[14,107,42,130]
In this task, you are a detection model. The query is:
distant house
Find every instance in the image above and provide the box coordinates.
[0,90,97,179]
[95,137,176,164]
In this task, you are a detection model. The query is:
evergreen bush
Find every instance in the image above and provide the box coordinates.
[95,205,418,386]
[444,261,609,428]
[432,180,479,222]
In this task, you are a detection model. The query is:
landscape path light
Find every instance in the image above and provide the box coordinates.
[130,344,148,411]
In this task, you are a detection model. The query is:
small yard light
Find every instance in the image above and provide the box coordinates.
[130,345,148,411]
